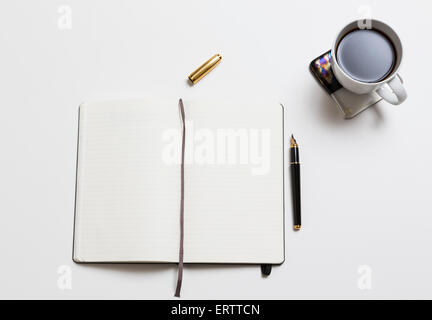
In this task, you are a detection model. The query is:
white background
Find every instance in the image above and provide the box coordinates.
[0,0,431,299]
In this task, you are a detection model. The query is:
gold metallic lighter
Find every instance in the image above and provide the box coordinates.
[188,54,222,84]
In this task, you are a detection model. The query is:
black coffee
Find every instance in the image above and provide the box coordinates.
[336,29,396,83]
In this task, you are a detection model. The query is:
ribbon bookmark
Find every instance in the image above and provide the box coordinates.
[174,99,186,297]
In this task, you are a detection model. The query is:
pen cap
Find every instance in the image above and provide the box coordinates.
[188,54,222,84]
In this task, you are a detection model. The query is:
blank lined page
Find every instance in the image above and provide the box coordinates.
[183,100,284,264]
[73,99,181,262]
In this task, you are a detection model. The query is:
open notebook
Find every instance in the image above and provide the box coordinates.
[73,99,285,265]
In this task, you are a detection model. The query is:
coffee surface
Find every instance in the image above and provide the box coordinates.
[336,29,395,83]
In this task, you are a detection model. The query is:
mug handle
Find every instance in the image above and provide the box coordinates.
[376,74,407,105]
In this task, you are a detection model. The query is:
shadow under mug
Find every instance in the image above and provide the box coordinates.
[330,19,407,105]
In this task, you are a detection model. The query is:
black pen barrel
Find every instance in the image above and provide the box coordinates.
[290,143,301,229]
[291,163,301,227]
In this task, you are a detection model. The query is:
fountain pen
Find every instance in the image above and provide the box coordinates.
[290,135,301,230]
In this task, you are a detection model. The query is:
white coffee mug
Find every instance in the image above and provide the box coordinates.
[330,19,407,105]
